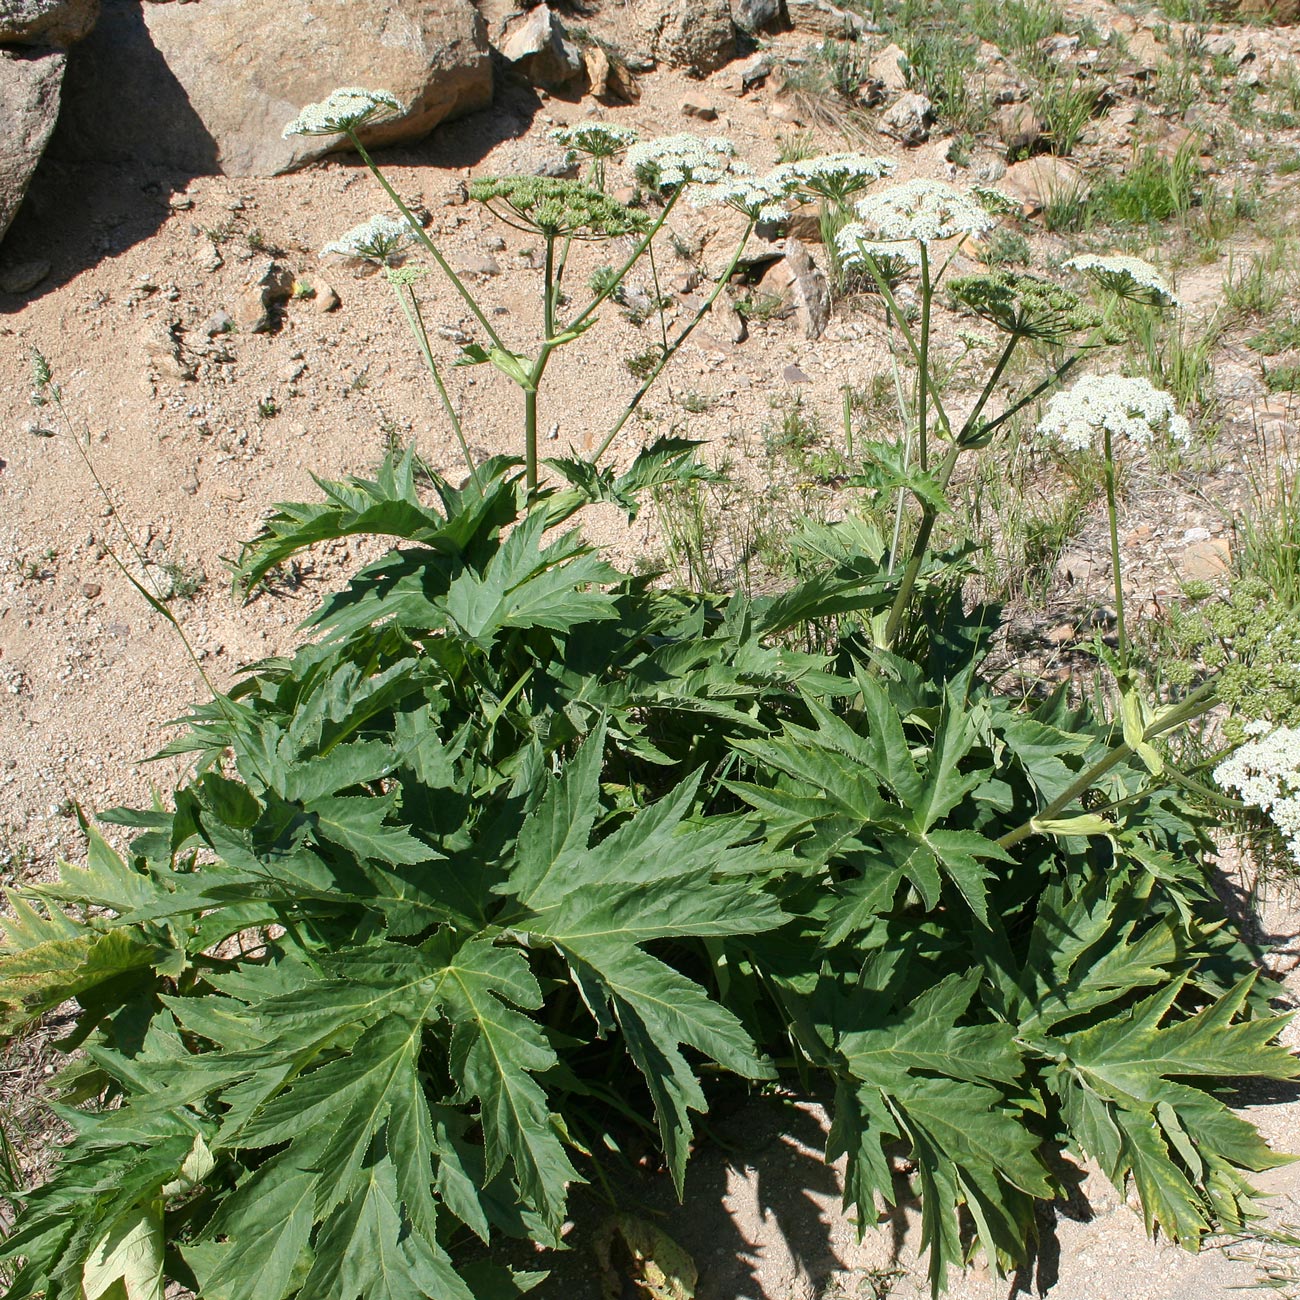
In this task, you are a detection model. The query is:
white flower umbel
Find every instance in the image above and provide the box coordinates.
[697,172,799,223]
[283,88,401,138]
[852,179,996,245]
[1063,254,1181,308]
[834,223,922,272]
[550,123,639,158]
[626,133,747,192]
[1036,374,1192,451]
[321,214,414,265]
[1215,721,1300,866]
[773,153,896,203]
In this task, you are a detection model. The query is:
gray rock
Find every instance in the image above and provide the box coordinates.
[784,0,872,40]
[0,0,98,46]
[679,92,718,120]
[0,47,64,246]
[499,4,584,89]
[0,255,51,292]
[583,43,639,104]
[642,0,735,76]
[730,0,782,35]
[880,90,933,145]
[51,0,492,177]
[455,251,500,277]
[765,238,830,340]
[868,42,908,96]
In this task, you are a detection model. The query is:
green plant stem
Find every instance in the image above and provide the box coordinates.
[1103,426,1129,673]
[918,243,932,471]
[997,678,1219,850]
[958,334,1020,444]
[393,283,480,489]
[858,249,954,437]
[591,218,757,464]
[350,133,510,356]
[842,386,854,461]
[524,387,540,493]
[881,438,964,649]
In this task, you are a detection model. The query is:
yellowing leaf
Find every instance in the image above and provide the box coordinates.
[83,1201,165,1300]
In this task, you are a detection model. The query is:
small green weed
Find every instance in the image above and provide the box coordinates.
[1249,316,1300,356]
[1265,362,1300,393]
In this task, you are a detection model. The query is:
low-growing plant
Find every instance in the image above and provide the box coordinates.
[2,104,1297,1300]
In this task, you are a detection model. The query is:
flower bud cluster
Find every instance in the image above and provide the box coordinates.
[550,123,639,159]
[1215,721,1300,866]
[1036,374,1191,451]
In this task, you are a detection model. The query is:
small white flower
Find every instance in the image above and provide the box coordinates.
[321,214,414,265]
[772,153,896,202]
[853,179,996,245]
[1063,254,1181,308]
[283,88,401,138]
[550,123,639,157]
[626,134,748,192]
[1215,722,1300,866]
[834,223,922,272]
[1035,374,1191,451]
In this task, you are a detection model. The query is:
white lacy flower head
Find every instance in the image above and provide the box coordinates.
[1036,374,1191,451]
[283,88,400,138]
[773,153,896,201]
[321,214,414,265]
[853,179,996,245]
[1215,721,1300,866]
[550,123,639,157]
[1063,254,1181,308]
[696,171,800,223]
[834,223,922,273]
[626,134,748,192]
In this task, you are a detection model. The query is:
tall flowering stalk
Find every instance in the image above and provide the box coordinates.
[287,95,771,491]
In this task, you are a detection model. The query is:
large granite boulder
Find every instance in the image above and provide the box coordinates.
[53,0,493,176]
[0,47,65,244]
[641,0,735,76]
[0,0,98,45]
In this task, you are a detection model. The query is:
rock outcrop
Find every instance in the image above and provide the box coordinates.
[640,0,735,77]
[0,0,98,45]
[53,0,493,177]
[0,48,65,246]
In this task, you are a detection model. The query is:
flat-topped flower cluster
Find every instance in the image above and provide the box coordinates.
[550,123,639,159]
[1215,721,1300,866]
[283,87,400,137]
[1036,374,1192,450]
[852,178,997,245]
[627,133,746,191]
[1064,254,1182,308]
[321,214,413,264]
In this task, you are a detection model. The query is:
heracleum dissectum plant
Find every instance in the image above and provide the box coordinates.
[10,90,1298,1300]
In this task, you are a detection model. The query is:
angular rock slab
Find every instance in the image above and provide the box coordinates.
[0,47,65,246]
[54,0,492,176]
[0,0,99,46]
